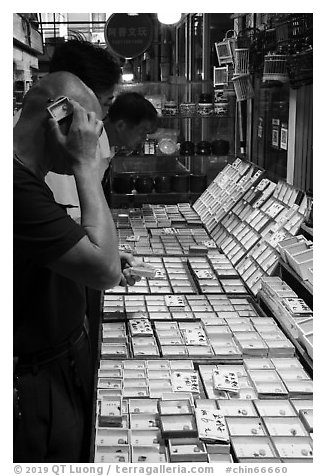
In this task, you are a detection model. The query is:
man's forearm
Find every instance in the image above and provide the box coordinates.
[74,166,120,266]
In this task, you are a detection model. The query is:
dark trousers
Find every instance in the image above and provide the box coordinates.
[14,331,92,463]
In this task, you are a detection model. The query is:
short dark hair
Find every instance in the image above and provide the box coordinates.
[49,39,121,94]
[108,92,157,126]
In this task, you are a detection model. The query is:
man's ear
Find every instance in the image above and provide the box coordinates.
[115,119,127,134]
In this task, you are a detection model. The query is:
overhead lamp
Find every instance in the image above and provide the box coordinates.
[122,59,134,82]
[157,12,182,25]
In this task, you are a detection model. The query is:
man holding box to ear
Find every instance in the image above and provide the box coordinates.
[13,71,139,462]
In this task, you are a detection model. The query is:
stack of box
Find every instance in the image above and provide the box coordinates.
[193,158,264,232]
[188,256,224,293]
[258,277,313,359]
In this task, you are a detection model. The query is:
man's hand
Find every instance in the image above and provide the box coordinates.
[119,252,142,286]
[47,99,103,174]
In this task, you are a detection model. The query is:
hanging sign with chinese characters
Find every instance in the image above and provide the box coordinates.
[104,13,153,59]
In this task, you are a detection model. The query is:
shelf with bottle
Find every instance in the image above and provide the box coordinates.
[116,79,235,132]
[159,113,232,119]
[111,173,207,196]
[141,137,231,158]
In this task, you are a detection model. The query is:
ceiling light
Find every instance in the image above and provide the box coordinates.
[157,13,182,25]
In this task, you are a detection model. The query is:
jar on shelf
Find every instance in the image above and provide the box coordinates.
[179,102,197,117]
[112,174,134,194]
[197,93,214,116]
[171,174,189,193]
[154,175,172,193]
[190,174,207,193]
[162,101,178,116]
[196,141,211,155]
[180,140,195,156]
[134,175,154,194]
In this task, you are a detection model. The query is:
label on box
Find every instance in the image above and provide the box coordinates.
[182,328,208,346]
[100,399,122,417]
[282,298,312,315]
[129,319,153,336]
[126,235,140,242]
[165,295,185,308]
[212,369,240,394]
[202,240,217,248]
[195,408,230,443]
[194,269,214,279]
[171,371,200,393]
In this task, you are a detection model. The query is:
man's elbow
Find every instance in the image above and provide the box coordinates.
[95,264,121,290]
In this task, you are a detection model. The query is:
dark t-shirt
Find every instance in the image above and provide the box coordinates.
[13,161,87,356]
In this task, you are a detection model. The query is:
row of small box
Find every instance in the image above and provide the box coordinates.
[187,256,248,294]
[212,222,261,266]
[96,358,312,401]
[97,362,313,401]
[114,203,201,229]
[107,256,199,295]
[95,388,313,425]
[101,337,242,360]
[116,226,212,256]
[105,275,196,295]
[103,315,292,340]
[101,315,296,360]
[259,278,313,328]
[206,184,307,295]
[199,363,312,401]
[103,293,262,321]
[150,226,210,238]
[193,159,257,209]
[96,357,313,402]
[94,435,313,463]
[194,165,263,229]
[102,319,224,360]
[94,393,313,462]
[97,362,200,400]
[234,254,279,297]
[278,235,313,283]
[258,279,313,359]
[97,356,308,373]
[239,177,277,209]
[194,169,306,282]
[95,378,313,418]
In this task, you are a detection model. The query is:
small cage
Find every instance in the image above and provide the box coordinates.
[262,54,289,83]
[232,74,255,102]
[215,30,237,65]
[213,66,229,87]
[234,49,250,75]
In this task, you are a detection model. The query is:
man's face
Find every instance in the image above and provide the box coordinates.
[96,88,115,119]
[119,120,155,150]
